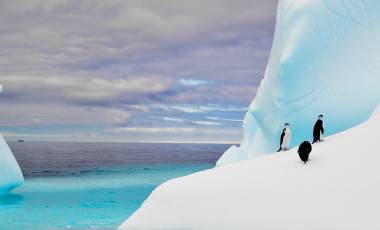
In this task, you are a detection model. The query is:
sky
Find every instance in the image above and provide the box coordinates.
[0,0,277,143]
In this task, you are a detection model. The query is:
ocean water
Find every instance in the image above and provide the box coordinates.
[0,142,228,230]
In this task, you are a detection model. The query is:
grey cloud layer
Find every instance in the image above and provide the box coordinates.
[0,75,172,105]
[0,0,276,141]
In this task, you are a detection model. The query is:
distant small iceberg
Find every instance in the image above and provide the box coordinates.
[0,85,24,195]
[0,132,24,195]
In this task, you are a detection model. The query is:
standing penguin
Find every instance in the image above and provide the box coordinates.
[313,115,324,143]
[277,123,291,152]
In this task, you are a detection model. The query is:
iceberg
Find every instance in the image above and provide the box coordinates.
[119,0,380,228]
[0,85,24,195]
[217,0,380,165]
[119,103,380,230]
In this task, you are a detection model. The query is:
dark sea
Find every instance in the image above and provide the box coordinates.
[0,141,228,230]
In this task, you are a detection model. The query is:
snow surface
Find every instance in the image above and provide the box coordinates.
[0,86,24,195]
[217,0,380,166]
[120,103,380,230]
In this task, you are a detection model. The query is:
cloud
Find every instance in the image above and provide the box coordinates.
[178,79,208,86]
[128,105,150,112]
[113,127,196,134]
[163,117,184,123]
[191,121,220,126]
[0,0,276,142]
[0,75,173,105]
[0,0,275,109]
[0,102,132,126]
[0,0,276,68]
[152,104,248,113]
[207,117,243,122]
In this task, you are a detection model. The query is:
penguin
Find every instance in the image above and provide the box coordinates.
[298,141,312,163]
[313,115,325,143]
[278,123,291,152]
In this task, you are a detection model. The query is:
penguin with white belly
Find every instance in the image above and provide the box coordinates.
[277,123,291,152]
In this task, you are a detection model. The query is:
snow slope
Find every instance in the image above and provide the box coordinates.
[217,0,380,166]
[0,86,24,195]
[120,103,380,230]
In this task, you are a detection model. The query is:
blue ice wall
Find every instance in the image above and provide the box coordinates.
[0,86,24,195]
[217,0,380,166]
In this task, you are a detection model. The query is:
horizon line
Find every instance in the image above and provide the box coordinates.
[5,139,239,145]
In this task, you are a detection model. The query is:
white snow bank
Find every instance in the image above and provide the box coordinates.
[120,103,380,229]
[217,0,380,166]
[0,86,24,195]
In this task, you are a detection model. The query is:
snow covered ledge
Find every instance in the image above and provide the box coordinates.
[120,103,380,229]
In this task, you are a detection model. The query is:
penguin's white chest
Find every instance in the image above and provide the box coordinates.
[282,128,291,148]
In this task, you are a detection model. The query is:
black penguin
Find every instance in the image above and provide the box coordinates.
[298,141,312,164]
[313,115,324,143]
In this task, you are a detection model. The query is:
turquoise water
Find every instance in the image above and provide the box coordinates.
[0,163,214,229]
[0,142,227,229]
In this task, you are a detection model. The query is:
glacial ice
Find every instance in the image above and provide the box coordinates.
[0,85,24,195]
[217,0,380,166]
